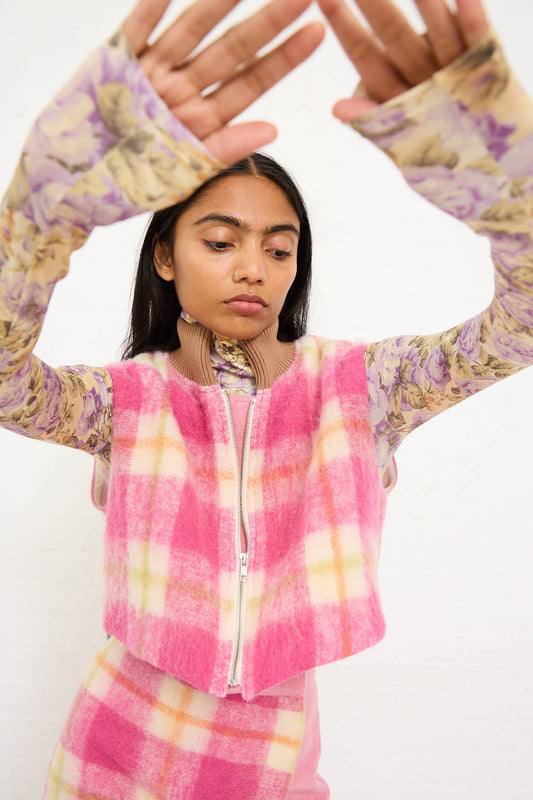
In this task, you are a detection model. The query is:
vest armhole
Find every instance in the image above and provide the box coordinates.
[382,457,398,492]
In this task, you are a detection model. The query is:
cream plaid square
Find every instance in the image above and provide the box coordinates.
[247,445,265,513]
[215,440,238,509]
[44,745,82,799]
[242,568,266,640]
[317,397,352,461]
[135,788,161,800]
[265,709,304,774]
[83,659,114,700]
[299,338,321,374]
[178,689,220,754]
[305,524,367,605]
[128,539,170,615]
[130,412,187,478]
[218,568,238,642]
[148,676,213,755]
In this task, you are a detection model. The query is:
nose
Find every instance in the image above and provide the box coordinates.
[233,242,266,284]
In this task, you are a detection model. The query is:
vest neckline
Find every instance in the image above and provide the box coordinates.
[169,316,295,390]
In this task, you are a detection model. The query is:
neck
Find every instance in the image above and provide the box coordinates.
[169,317,295,389]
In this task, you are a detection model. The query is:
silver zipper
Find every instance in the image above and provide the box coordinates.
[222,391,256,687]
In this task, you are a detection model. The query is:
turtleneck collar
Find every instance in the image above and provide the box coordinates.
[169,316,295,390]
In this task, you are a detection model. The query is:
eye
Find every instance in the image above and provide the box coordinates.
[268,249,292,260]
[204,240,232,252]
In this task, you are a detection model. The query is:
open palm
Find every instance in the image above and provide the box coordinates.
[122,0,324,163]
[318,0,491,119]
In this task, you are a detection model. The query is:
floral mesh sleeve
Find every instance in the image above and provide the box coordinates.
[354,34,533,474]
[0,31,222,466]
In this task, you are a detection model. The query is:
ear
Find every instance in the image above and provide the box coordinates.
[153,240,175,282]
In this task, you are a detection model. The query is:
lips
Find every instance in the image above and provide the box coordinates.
[226,294,266,306]
[224,294,267,316]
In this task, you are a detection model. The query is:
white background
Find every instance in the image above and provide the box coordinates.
[1,0,532,797]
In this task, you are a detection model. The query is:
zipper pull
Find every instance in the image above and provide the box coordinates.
[239,552,248,580]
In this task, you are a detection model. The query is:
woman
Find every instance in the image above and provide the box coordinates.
[1,0,532,796]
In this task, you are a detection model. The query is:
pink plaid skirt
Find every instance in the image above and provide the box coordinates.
[43,637,306,799]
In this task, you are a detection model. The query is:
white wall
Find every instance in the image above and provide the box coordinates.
[1,1,532,797]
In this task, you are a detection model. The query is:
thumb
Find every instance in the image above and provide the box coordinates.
[203,122,278,165]
[333,97,379,122]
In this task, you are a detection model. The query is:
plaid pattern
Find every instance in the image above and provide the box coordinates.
[44,637,305,800]
[105,338,387,701]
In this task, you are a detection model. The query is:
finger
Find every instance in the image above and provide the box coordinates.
[350,0,438,85]
[121,0,173,55]
[185,0,314,94]
[175,23,325,139]
[318,0,409,102]
[413,0,466,66]
[204,122,278,163]
[145,0,242,66]
[334,80,379,119]
[455,0,491,47]
[333,96,379,120]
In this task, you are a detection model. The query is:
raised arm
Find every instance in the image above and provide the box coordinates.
[319,0,533,473]
[318,0,490,119]
[0,0,324,464]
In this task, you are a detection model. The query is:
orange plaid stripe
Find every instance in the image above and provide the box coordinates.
[44,638,304,800]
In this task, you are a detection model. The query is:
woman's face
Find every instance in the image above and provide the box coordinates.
[156,174,300,339]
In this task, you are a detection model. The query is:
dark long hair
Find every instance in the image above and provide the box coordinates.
[122,153,312,359]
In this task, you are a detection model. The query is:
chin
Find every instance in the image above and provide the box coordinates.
[214,319,272,341]
[216,328,264,341]
[211,317,274,339]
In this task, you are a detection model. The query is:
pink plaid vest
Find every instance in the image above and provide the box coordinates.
[104,331,388,700]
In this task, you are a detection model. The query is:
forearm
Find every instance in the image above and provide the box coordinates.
[0,206,107,453]
[354,33,533,471]
[0,30,222,456]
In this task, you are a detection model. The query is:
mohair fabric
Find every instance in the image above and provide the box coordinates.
[1,23,531,800]
[103,319,387,701]
[44,637,305,800]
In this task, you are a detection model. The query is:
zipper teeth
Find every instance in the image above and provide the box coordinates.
[222,390,256,687]
[230,556,247,686]
[222,389,241,685]
[232,400,255,685]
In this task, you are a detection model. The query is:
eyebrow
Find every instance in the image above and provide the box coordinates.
[193,213,300,238]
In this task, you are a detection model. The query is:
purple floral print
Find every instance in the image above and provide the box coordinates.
[1,30,533,483]
[0,31,221,464]
[360,34,533,473]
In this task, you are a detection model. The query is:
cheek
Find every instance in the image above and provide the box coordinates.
[173,254,228,313]
[280,266,298,299]
[172,247,208,297]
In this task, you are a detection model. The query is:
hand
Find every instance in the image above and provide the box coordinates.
[121,0,324,162]
[318,0,491,119]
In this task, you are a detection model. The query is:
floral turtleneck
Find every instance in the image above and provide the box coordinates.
[179,309,257,396]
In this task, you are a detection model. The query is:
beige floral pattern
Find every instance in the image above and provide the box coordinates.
[210,333,257,396]
[0,32,222,465]
[356,33,533,472]
[180,309,257,395]
[1,31,533,480]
